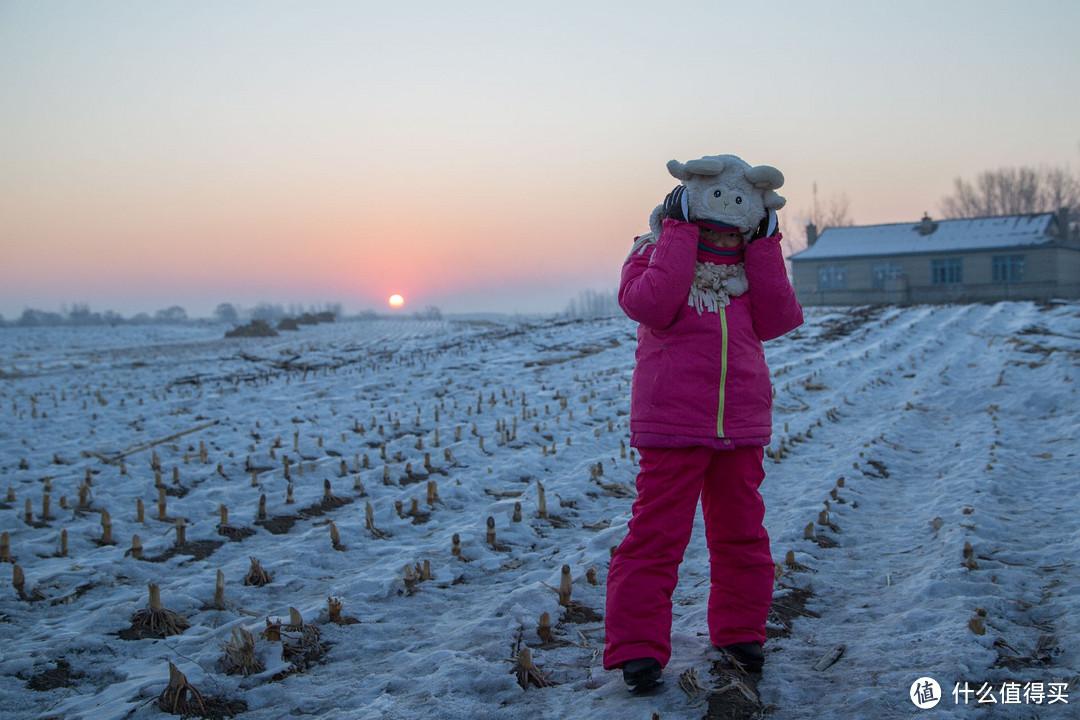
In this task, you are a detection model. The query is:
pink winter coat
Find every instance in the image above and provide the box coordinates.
[620,218,803,448]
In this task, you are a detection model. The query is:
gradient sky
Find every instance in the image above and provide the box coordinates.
[2,0,1079,318]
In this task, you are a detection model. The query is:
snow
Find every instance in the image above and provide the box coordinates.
[791,214,1057,261]
[1,303,1078,719]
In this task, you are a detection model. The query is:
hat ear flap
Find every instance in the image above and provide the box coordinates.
[683,158,726,177]
[666,160,690,181]
[745,165,785,190]
[649,204,665,237]
[763,190,786,211]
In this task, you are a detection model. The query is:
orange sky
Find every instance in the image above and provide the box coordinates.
[2,1,1079,318]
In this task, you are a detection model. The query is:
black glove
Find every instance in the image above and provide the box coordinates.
[751,209,779,241]
[660,185,689,222]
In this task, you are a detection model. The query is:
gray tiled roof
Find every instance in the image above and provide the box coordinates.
[791,213,1057,261]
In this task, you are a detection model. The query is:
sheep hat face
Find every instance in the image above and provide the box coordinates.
[650,154,786,237]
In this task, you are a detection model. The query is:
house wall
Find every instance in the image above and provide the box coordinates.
[1055,242,1080,298]
[793,246,1080,306]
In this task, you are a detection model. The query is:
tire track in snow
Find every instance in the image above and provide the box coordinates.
[751,303,1075,718]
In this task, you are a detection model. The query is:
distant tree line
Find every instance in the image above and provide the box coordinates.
[940,164,1080,219]
[0,302,347,328]
[564,289,620,319]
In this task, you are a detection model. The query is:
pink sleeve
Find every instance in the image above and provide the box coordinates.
[618,219,698,329]
[744,234,804,341]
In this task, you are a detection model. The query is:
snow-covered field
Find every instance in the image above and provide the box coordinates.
[0,302,1077,720]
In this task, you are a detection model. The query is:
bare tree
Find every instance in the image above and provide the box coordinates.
[809,183,854,231]
[940,165,1080,218]
[565,289,620,319]
[786,183,854,256]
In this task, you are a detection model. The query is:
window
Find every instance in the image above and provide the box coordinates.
[818,264,847,290]
[872,262,903,289]
[992,255,1026,283]
[931,258,963,286]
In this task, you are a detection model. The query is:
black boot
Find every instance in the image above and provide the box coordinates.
[622,657,663,692]
[718,642,764,673]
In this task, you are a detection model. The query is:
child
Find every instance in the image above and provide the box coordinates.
[604,154,804,691]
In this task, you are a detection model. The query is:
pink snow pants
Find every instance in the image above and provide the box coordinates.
[603,445,773,669]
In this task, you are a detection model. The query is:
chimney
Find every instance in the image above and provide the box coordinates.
[915,212,938,236]
[806,222,818,247]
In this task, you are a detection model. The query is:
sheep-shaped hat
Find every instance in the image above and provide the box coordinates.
[649,154,786,237]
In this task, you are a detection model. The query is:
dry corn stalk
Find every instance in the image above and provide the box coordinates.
[131,584,191,637]
[513,648,558,690]
[330,521,345,551]
[174,518,186,547]
[963,541,979,570]
[12,563,26,599]
[212,569,226,610]
[537,481,548,519]
[538,612,553,642]
[404,563,419,592]
[262,617,281,642]
[100,508,114,545]
[328,596,360,625]
[126,534,143,560]
[451,533,462,558]
[366,502,388,539]
[244,557,272,587]
[486,517,497,548]
[220,627,264,677]
[157,662,206,716]
[276,608,324,669]
[324,479,345,506]
[0,532,11,563]
[558,565,572,607]
[678,667,706,701]
[586,566,599,585]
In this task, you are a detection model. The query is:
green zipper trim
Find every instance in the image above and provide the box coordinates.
[717,310,728,437]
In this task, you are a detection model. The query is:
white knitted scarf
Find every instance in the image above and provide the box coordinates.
[630,234,749,315]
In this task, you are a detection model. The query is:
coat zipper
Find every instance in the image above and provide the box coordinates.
[717,309,728,437]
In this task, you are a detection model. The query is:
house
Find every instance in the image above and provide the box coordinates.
[789,209,1080,306]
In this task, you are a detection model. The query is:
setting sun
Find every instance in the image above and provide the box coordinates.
[388,294,405,308]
